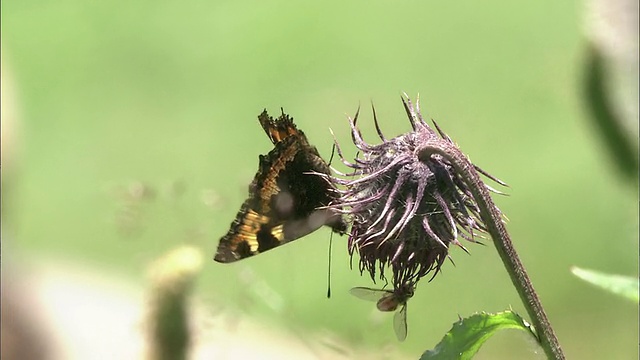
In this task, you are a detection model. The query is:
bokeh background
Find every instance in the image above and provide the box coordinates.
[2,0,638,359]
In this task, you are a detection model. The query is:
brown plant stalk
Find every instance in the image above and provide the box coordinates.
[417,140,565,360]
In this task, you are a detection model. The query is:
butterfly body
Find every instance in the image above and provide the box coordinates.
[214,110,347,263]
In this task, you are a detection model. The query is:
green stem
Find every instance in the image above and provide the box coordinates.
[418,142,565,360]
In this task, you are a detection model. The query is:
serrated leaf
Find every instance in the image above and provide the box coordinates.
[420,311,537,360]
[571,266,639,303]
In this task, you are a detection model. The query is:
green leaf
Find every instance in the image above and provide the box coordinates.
[571,266,639,303]
[420,311,537,360]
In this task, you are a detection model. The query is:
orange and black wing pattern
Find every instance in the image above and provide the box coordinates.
[214,110,347,263]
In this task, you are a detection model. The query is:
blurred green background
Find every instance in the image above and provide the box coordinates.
[2,0,638,359]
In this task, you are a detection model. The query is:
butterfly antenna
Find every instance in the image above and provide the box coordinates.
[326,141,338,299]
[328,142,336,166]
[327,231,334,298]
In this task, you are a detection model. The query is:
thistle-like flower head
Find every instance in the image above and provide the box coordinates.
[332,95,504,290]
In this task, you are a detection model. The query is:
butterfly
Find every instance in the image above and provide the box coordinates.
[350,284,415,341]
[214,109,347,263]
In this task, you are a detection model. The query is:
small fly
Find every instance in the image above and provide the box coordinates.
[350,284,415,341]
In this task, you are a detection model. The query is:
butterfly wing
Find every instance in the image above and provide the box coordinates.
[259,110,346,237]
[258,109,301,144]
[393,303,408,341]
[214,111,346,263]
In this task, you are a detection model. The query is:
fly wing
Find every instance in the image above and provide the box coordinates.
[393,304,408,341]
[349,287,386,302]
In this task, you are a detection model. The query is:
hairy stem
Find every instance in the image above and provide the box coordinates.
[417,141,565,360]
